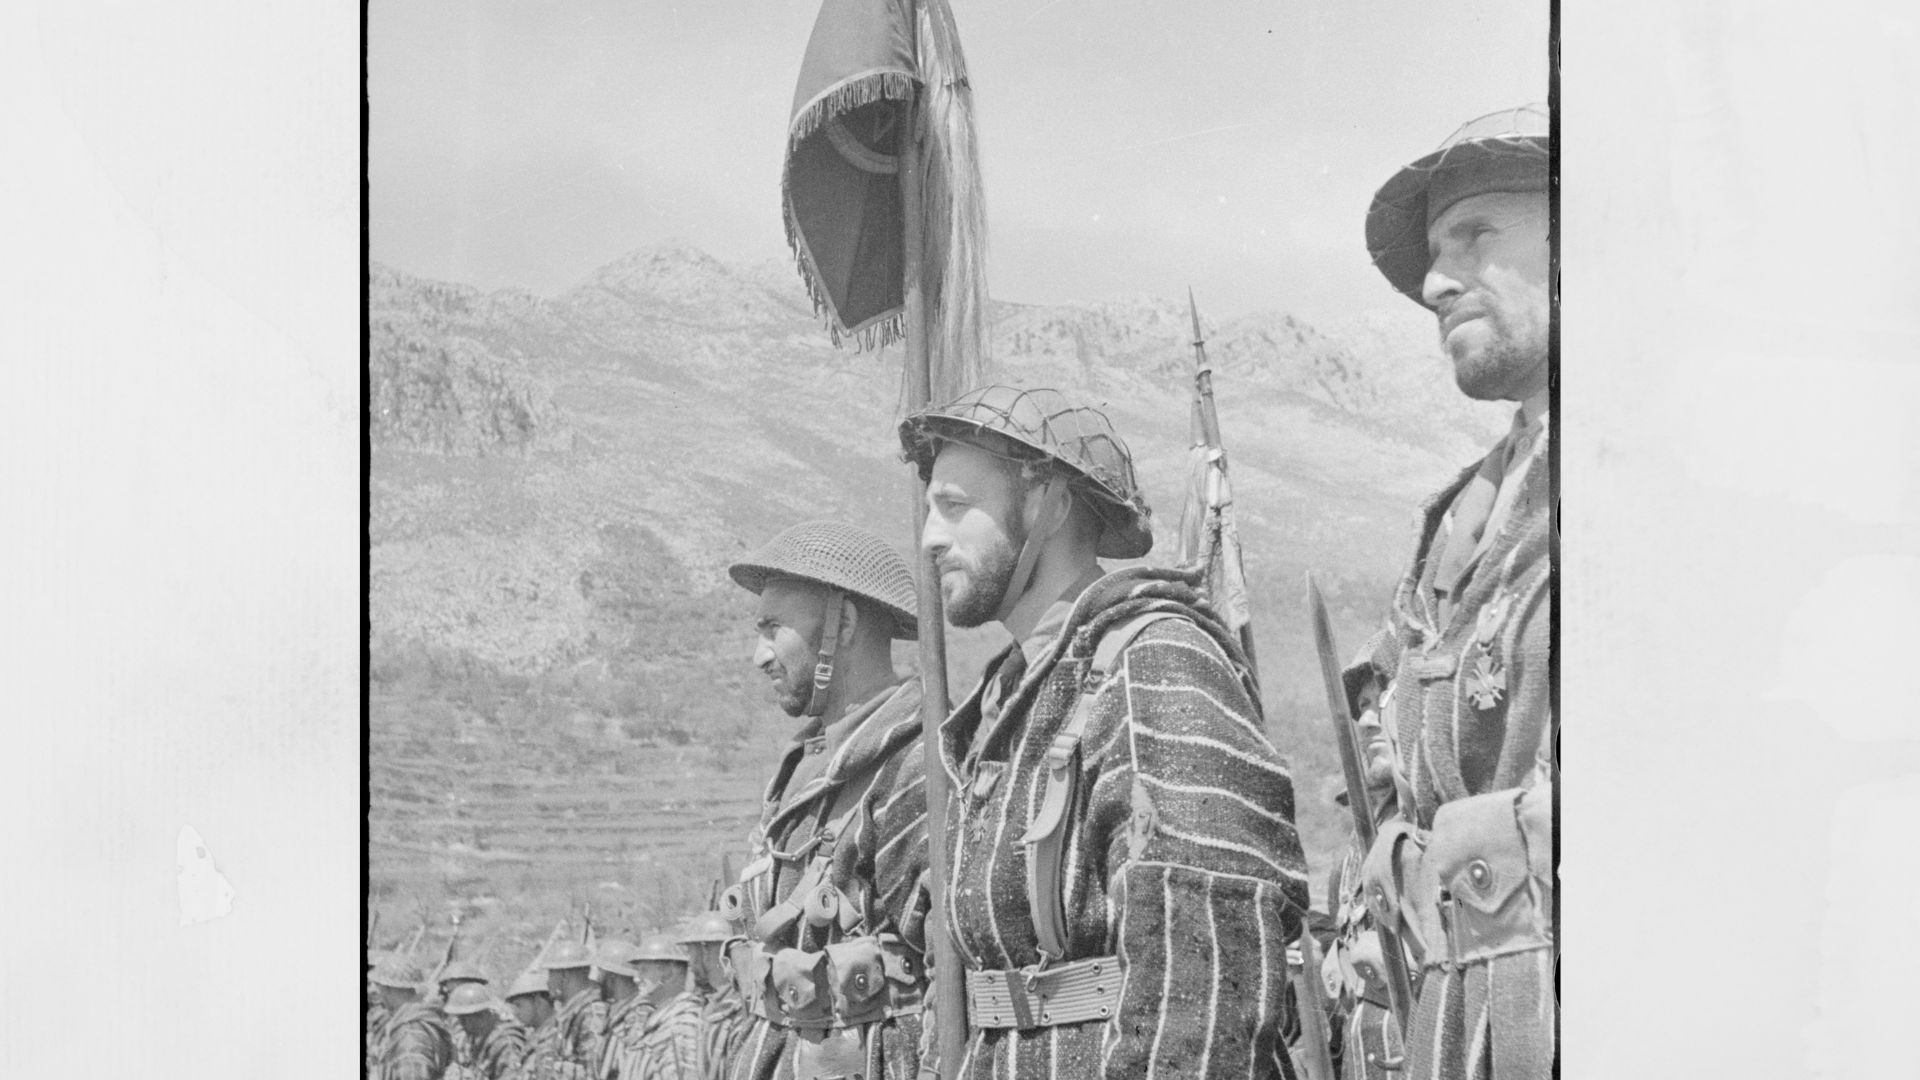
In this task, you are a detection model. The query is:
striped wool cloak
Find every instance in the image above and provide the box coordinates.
[1374,417,1554,1080]
[726,678,930,1080]
[549,987,610,1080]
[938,566,1311,1080]
[524,1015,561,1080]
[599,994,657,1079]
[628,990,706,1080]
[693,989,750,1080]
[465,1018,531,1080]
[372,1001,455,1080]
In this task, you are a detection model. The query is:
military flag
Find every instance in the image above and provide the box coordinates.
[781,1,989,1074]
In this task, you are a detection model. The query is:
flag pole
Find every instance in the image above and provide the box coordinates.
[899,38,966,1080]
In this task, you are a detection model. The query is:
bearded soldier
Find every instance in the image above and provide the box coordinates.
[677,913,750,1080]
[898,386,1311,1080]
[721,520,932,1080]
[542,942,610,1079]
[370,956,457,1080]
[445,983,533,1080]
[505,971,558,1080]
[623,934,705,1080]
[1352,103,1555,1080]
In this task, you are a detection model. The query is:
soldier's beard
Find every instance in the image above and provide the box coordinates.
[774,665,812,717]
[1443,303,1548,402]
[941,527,1023,629]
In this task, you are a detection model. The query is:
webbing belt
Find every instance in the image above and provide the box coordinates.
[1016,611,1181,963]
[963,956,1121,1029]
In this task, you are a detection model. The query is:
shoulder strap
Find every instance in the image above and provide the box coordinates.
[1018,610,1182,964]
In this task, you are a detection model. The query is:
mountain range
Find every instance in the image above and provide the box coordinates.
[367,240,1509,927]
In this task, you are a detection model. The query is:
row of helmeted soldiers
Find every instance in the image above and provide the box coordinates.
[364,912,748,1080]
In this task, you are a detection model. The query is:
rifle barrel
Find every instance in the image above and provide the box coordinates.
[1305,572,1418,1038]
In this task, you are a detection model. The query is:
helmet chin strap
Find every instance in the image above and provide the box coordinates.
[803,587,847,719]
[997,476,1071,623]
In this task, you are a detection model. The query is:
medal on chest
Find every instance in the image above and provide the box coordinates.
[1463,588,1514,711]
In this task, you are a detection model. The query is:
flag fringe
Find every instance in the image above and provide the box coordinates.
[781,70,916,352]
[785,70,918,155]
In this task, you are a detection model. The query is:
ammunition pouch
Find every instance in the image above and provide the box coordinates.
[736,935,925,1031]
[1328,927,1391,1008]
[963,956,1122,1030]
[1361,783,1553,973]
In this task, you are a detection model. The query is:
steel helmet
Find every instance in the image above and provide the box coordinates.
[1341,626,1398,713]
[538,940,595,971]
[366,949,391,972]
[728,521,919,641]
[631,933,690,965]
[898,385,1153,559]
[370,956,427,990]
[505,970,551,1001]
[443,982,499,1017]
[436,960,489,986]
[677,911,736,945]
[505,970,550,1001]
[591,940,639,980]
[1365,103,1550,303]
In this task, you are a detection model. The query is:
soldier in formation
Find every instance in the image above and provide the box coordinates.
[898,386,1311,1079]
[506,970,559,1079]
[623,934,705,1080]
[1321,632,1406,1080]
[720,520,933,1080]
[436,959,494,1074]
[368,955,456,1080]
[677,912,750,1080]
[1348,102,1556,1080]
[445,982,533,1080]
[542,941,610,1079]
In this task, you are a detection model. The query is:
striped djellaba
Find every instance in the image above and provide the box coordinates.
[627,990,706,1080]
[466,1018,532,1080]
[938,566,1310,1080]
[598,994,656,1080]
[523,1015,561,1079]
[693,990,750,1080]
[726,679,931,1080]
[371,1001,455,1080]
[549,988,610,1080]
[1367,415,1554,1080]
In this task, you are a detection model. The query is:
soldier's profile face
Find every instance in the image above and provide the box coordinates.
[753,578,831,717]
[1421,190,1550,402]
[688,942,729,991]
[922,441,1025,628]
[510,993,552,1028]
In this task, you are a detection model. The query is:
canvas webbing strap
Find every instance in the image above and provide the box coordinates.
[1018,610,1181,965]
[1001,477,1070,619]
[803,587,847,719]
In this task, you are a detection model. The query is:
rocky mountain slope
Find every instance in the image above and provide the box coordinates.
[367,241,1507,942]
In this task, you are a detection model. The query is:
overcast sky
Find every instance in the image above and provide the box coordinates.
[369,0,1548,326]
